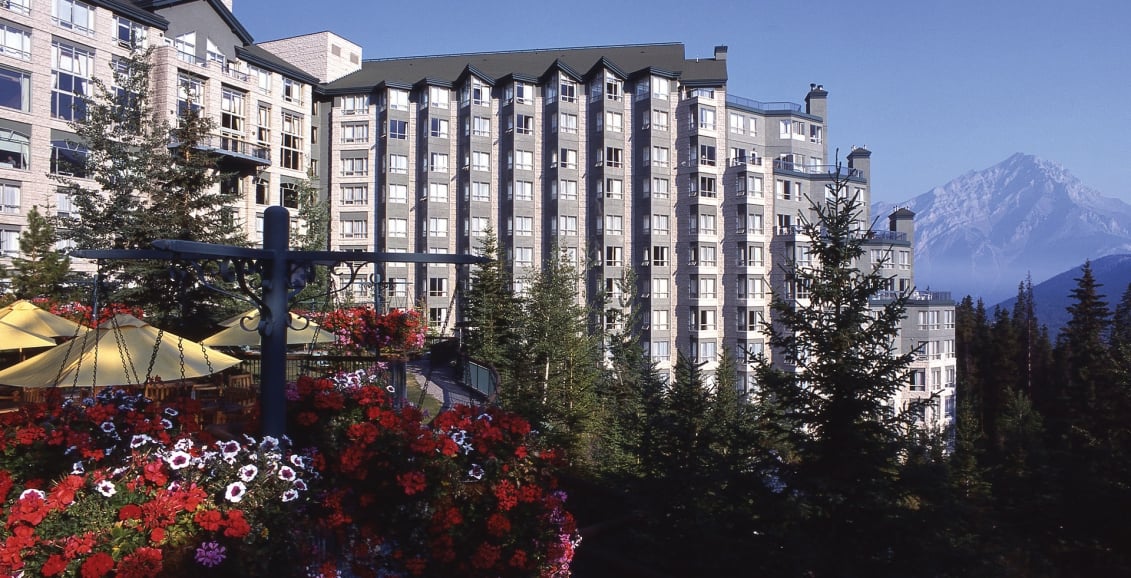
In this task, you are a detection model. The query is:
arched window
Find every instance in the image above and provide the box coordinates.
[281,182,299,208]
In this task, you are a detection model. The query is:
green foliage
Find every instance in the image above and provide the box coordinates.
[751,172,918,576]
[10,206,72,300]
[291,170,331,307]
[51,46,243,328]
[503,247,600,466]
[462,227,520,381]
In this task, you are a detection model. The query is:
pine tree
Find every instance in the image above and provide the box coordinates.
[751,170,918,576]
[10,206,72,300]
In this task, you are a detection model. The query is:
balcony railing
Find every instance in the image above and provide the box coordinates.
[773,159,863,178]
[726,94,803,113]
[186,134,270,164]
[222,65,250,82]
[864,230,908,243]
[730,156,763,167]
[870,290,953,305]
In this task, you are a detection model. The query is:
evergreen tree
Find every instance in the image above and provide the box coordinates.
[506,247,600,465]
[1056,260,1112,424]
[53,46,241,325]
[592,268,648,476]
[751,171,918,576]
[462,228,519,383]
[10,206,72,299]
[291,171,331,308]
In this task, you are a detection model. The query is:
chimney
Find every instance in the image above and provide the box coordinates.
[805,83,828,119]
[714,45,728,60]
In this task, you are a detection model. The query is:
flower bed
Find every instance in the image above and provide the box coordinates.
[0,368,577,577]
[314,307,428,357]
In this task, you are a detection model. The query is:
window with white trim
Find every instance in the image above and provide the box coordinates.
[53,0,94,35]
[340,219,367,239]
[0,181,19,214]
[428,217,448,237]
[282,78,302,105]
[51,41,93,121]
[341,122,368,143]
[280,111,303,170]
[471,151,490,172]
[341,157,368,177]
[340,94,368,115]
[387,218,407,238]
[559,179,577,200]
[472,116,490,136]
[387,154,407,174]
[388,88,409,111]
[471,216,489,237]
[387,183,407,203]
[0,227,19,257]
[429,118,449,138]
[514,216,532,236]
[0,23,31,60]
[652,277,669,298]
[341,184,368,205]
[471,181,490,202]
[514,246,533,267]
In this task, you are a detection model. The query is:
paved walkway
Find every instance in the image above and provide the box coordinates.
[405,355,480,410]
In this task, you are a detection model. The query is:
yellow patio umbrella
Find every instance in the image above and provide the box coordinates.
[0,314,242,388]
[0,320,56,351]
[0,300,90,339]
[204,309,335,347]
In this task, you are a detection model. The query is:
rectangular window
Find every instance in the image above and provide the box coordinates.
[428,86,449,109]
[429,118,449,138]
[513,180,534,201]
[340,94,369,115]
[472,116,490,136]
[514,216,533,236]
[470,80,487,106]
[0,227,18,257]
[513,246,534,267]
[558,215,578,234]
[729,112,744,134]
[559,112,578,134]
[388,89,409,111]
[341,219,368,239]
[652,109,669,131]
[651,277,669,298]
[255,104,271,144]
[605,74,622,101]
[388,119,407,139]
[341,184,368,205]
[651,310,669,331]
[652,177,670,199]
[428,277,448,298]
[560,80,577,103]
[605,111,623,132]
[51,41,93,121]
[341,122,369,143]
[513,150,533,171]
[651,341,670,362]
[282,78,302,104]
[603,147,623,168]
[220,87,245,137]
[652,77,670,99]
[387,183,408,203]
[515,114,533,134]
[53,0,94,35]
[472,151,490,172]
[0,23,31,60]
[471,181,490,202]
[652,214,670,235]
[0,67,30,113]
[428,152,448,172]
[50,140,87,178]
[341,157,368,176]
[427,182,448,203]
[471,216,489,237]
[281,111,303,170]
[559,180,577,200]
[605,178,623,199]
[558,148,578,170]
[387,218,407,238]
[697,106,716,130]
[651,146,669,168]
[0,181,19,214]
[428,217,448,237]
[605,215,623,236]
[388,154,408,174]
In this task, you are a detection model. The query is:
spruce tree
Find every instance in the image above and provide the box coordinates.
[462,227,519,383]
[10,206,72,300]
[53,46,242,325]
[751,170,917,576]
[507,246,600,465]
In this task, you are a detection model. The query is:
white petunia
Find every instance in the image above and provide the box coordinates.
[238,464,258,482]
[165,451,193,470]
[281,489,299,502]
[277,465,296,481]
[19,489,45,501]
[95,480,116,497]
[225,481,247,503]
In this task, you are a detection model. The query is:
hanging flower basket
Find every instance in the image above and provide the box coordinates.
[315,307,428,358]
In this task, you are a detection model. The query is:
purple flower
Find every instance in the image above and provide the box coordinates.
[225,481,247,503]
[195,541,227,568]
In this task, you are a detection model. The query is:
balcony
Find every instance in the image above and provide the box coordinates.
[177,134,271,168]
[222,64,250,83]
[726,95,803,113]
[773,159,863,179]
[863,230,908,243]
[730,156,763,167]
[870,290,953,306]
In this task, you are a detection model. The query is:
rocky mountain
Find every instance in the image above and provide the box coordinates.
[873,153,1131,302]
[996,254,1131,336]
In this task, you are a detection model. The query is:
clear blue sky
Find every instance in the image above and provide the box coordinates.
[234,0,1131,204]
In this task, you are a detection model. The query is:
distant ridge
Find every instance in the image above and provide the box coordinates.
[995,254,1131,335]
[873,153,1131,303]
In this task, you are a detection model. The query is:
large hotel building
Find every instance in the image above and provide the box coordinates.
[0,0,955,428]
